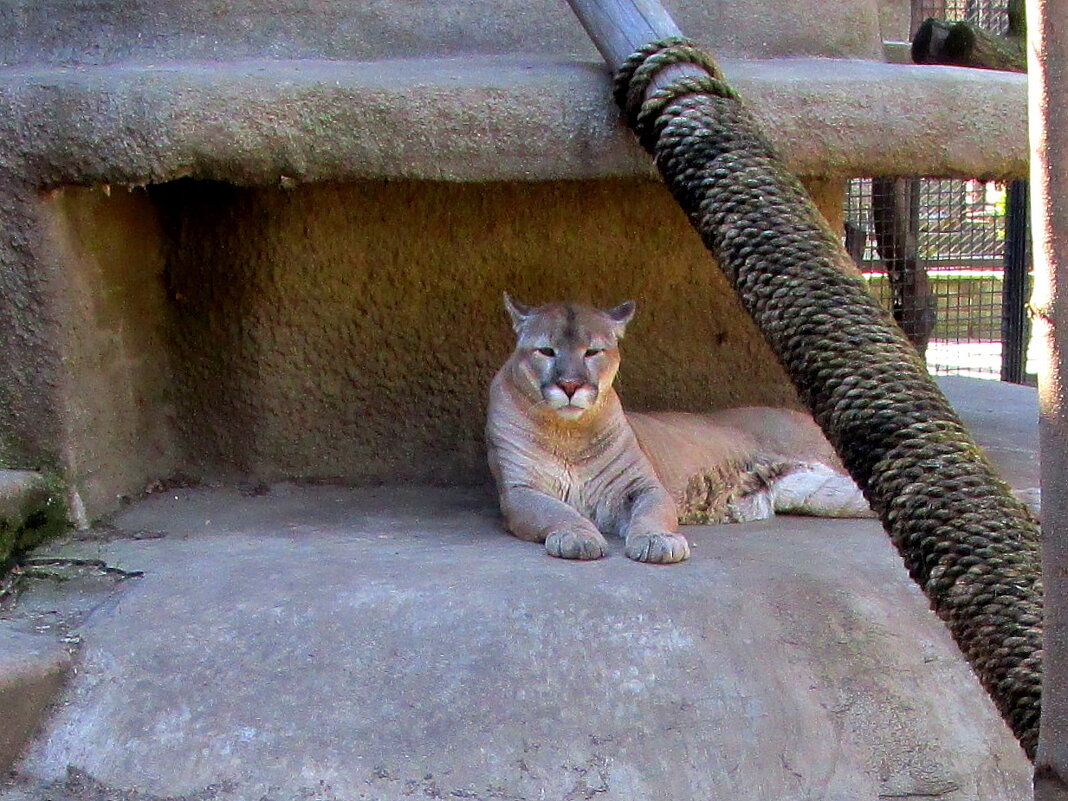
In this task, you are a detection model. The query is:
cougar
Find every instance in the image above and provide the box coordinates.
[485,295,871,564]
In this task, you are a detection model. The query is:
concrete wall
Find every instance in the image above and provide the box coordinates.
[0,0,884,66]
[0,0,1031,520]
[40,180,853,512]
[878,0,913,41]
[36,188,178,514]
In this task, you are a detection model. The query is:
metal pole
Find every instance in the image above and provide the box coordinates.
[1001,179,1030,384]
[1028,0,1068,792]
[565,0,679,66]
[565,0,700,91]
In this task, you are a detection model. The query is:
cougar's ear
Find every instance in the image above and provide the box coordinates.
[606,300,636,338]
[503,292,534,333]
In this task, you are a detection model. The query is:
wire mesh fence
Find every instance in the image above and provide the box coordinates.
[914,0,1011,32]
[844,0,1031,383]
[844,179,1028,380]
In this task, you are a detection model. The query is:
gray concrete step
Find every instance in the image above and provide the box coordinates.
[0,378,1039,799]
[0,629,72,776]
[0,483,1033,800]
[0,0,889,67]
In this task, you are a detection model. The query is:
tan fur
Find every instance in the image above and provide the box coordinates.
[486,296,871,564]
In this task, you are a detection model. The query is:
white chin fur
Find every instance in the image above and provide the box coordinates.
[554,406,588,420]
[544,386,596,413]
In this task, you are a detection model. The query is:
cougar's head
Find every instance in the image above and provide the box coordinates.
[503,293,635,421]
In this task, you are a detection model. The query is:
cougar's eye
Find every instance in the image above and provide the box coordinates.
[536,347,556,358]
[584,348,604,358]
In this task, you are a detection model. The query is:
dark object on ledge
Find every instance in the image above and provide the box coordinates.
[912,0,1025,73]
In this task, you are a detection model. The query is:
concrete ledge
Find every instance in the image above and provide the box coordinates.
[5,485,1033,800]
[0,57,1027,186]
[0,630,72,774]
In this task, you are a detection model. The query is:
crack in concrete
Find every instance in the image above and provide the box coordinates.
[878,783,963,800]
[3,767,237,801]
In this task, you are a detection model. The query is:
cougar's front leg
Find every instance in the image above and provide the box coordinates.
[622,483,690,564]
[500,486,608,560]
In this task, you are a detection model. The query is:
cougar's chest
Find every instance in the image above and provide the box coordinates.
[542,434,634,530]
[541,452,602,507]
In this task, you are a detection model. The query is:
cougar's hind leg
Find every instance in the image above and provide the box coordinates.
[771,463,874,518]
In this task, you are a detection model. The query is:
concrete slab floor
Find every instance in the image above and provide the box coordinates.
[0,377,1039,800]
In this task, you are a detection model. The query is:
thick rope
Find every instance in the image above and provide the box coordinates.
[614,37,1043,759]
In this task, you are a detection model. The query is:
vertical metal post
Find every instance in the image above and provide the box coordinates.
[1029,0,1068,793]
[1001,179,1030,383]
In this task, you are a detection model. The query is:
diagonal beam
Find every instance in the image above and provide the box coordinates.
[565,0,1044,760]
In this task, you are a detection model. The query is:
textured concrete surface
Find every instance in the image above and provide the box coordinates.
[0,58,1029,186]
[35,189,177,522]
[0,471,48,530]
[0,377,1040,801]
[1,488,1034,801]
[878,0,912,43]
[0,0,1030,528]
[939,375,1040,491]
[0,0,884,66]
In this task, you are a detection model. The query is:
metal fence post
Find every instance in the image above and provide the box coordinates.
[1001,179,1031,383]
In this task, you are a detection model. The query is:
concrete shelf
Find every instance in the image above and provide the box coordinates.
[0,56,1026,187]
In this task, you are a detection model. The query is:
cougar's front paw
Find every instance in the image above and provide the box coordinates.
[545,529,608,560]
[625,532,690,564]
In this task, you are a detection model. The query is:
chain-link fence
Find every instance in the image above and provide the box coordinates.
[845,178,1030,380]
[844,0,1031,383]
[914,0,1011,33]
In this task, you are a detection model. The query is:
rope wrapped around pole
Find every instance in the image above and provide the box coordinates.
[614,37,1043,759]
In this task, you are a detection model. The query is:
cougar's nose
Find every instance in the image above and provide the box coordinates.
[557,380,584,399]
